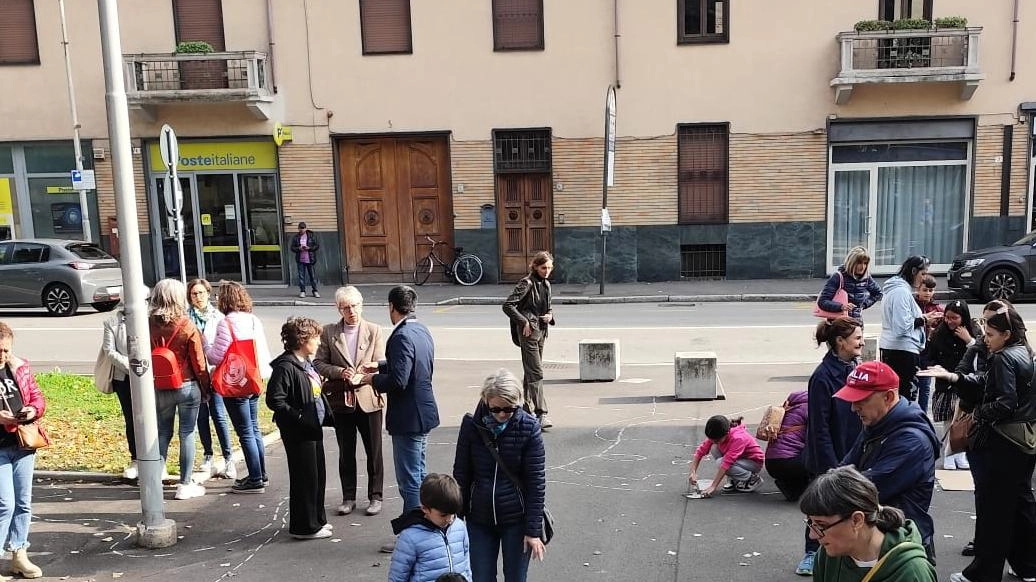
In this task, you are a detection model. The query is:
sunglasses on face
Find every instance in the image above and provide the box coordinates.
[488,406,519,414]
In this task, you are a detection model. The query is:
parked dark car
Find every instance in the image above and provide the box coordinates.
[0,239,123,316]
[947,231,1036,302]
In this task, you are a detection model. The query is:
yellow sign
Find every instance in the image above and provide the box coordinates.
[273,123,293,147]
[202,245,240,253]
[0,179,13,228]
[200,214,212,226]
[149,141,277,172]
[251,244,281,252]
[47,186,77,194]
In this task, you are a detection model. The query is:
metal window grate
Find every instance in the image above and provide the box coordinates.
[494,130,552,173]
[681,244,726,279]
[678,124,728,224]
[849,35,967,70]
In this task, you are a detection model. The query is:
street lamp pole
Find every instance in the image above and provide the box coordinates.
[58,0,93,243]
[97,0,177,549]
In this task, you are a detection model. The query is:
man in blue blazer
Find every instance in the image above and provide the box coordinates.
[364,286,439,551]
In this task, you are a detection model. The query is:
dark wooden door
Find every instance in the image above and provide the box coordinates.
[339,137,453,282]
[498,173,553,280]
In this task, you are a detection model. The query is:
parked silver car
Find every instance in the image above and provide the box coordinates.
[0,239,123,316]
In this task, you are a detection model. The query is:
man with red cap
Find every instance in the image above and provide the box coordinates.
[835,360,940,561]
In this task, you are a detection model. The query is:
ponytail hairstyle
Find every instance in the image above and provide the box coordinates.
[704,415,732,441]
[895,255,930,284]
[799,466,905,534]
[815,317,863,351]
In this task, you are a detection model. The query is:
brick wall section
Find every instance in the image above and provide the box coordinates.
[1011,122,1029,217]
[728,132,827,223]
[277,143,337,232]
[551,135,677,227]
[94,142,150,235]
[973,125,1003,217]
[450,139,495,229]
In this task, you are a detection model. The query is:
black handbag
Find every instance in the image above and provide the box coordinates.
[474,421,554,545]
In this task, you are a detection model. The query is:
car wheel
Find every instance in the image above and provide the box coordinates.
[982,268,1021,302]
[92,300,119,313]
[43,284,79,316]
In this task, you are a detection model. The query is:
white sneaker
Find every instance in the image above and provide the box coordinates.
[200,455,214,477]
[299,292,306,298]
[943,457,957,471]
[291,528,332,540]
[123,461,138,480]
[174,483,206,500]
[220,458,238,480]
[312,291,321,298]
[954,453,971,470]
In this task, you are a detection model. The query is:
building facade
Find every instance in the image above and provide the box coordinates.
[1,0,1034,285]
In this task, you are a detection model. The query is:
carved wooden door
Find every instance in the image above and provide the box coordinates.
[498,173,553,281]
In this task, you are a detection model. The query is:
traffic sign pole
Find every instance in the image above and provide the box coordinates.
[160,125,187,285]
[59,0,93,243]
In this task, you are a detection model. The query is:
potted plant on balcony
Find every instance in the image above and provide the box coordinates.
[176,41,226,90]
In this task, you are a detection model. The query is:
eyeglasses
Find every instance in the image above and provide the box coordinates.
[338,304,361,312]
[803,516,849,539]
[488,406,519,414]
[190,290,208,296]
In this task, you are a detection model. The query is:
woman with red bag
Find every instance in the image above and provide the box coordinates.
[816,247,882,322]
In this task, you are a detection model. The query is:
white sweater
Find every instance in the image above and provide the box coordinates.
[205,311,274,380]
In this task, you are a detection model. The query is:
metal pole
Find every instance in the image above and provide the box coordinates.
[59,0,93,243]
[97,0,177,549]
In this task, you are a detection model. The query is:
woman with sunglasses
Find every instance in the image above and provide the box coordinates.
[453,368,546,582]
[801,466,935,582]
[880,256,941,402]
[920,306,1036,582]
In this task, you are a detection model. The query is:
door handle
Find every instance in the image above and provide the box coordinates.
[248,229,256,247]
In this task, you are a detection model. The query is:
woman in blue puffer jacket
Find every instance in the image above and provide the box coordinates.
[454,369,546,582]
[817,246,883,321]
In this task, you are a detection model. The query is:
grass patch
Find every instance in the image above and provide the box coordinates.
[34,371,275,474]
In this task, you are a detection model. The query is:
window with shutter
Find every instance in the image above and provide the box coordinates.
[678,124,729,224]
[359,0,413,55]
[0,0,40,65]
[173,0,226,51]
[493,0,544,51]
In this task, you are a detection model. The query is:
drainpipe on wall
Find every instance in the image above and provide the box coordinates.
[613,0,621,89]
[1010,0,1020,81]
[266,0,278,92]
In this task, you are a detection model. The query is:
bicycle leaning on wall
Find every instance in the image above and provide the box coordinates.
[413,235,484,286]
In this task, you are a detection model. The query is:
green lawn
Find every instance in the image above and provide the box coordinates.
[34,372,276,474]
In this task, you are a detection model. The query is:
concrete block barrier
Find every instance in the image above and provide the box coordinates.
[674,351,719,400]
[579,339,620,382]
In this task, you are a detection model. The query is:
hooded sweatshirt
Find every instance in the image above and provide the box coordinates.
[388,509,472,582]
[813,520,935,582]
[879,276,925,353]
[842,398,939,544]
[765,390,808,460]
[804,351,863,475]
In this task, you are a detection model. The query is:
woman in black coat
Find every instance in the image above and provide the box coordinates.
[266,316,333,539]
[925,300,977,470]
[454,368,546,582]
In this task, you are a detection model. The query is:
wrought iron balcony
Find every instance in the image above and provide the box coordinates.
[831,27,983,104]
[122,51,274,120]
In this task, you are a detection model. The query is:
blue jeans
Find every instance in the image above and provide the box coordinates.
[391,433,427,514]
[156,381,202,485]
[197,392,233,459]
[224,395,266,483]
[0,447,34,551]
[914,376,932,416]
[467,520,530,582]
[297,262,317,293]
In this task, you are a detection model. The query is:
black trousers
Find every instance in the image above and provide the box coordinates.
[880,349,920,401]
[332,408,384,502]
[765,457,810,502]
[282,436,327,536]
[963,431,1036,582]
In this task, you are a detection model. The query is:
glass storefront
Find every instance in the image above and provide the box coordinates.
[147,140,284,284]
[0,143,99,242]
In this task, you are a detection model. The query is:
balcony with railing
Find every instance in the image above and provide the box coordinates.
[122,51,274,120]
[831,27,983,104]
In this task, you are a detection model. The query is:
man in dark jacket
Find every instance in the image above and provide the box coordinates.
[290,222,320,298]
[836,360,940,561]
[366,286,439,552]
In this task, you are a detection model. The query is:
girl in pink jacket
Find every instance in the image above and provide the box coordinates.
[688,415,765,497]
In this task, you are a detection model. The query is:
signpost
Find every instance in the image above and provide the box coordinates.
[59,0,93,243]
[600,85,617,295]
[159,124,186,285]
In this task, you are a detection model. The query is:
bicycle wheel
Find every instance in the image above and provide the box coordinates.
[453,254,484,286]
[414,255,434,285]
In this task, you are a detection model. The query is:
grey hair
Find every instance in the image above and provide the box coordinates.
[334,286,363,306]
[481,368,523,407]
[799,466,904,533]
[148,278,188,324]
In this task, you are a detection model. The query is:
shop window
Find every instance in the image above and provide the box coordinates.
[359,0,413,55]
[0,0,40,65]
[0,146,13,174]
[24,143,90,173]
[678,0,728,45]
[678,124,728,224]
[493,0,544,51]
[879,0,933,21]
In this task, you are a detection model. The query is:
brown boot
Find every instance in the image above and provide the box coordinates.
[10,548,41,579]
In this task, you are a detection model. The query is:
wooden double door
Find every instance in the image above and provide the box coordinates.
[498,173,553,281]
[338,137,453,282]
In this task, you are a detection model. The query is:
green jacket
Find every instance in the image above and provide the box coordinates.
[813,520,935,582]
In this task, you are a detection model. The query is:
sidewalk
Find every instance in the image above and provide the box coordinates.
[251,276,959,306]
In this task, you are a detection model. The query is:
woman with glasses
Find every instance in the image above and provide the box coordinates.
[880,256,941,401]
[187,278,235,480]
[800,466,935,582]
[453,368,546,582]
[313,286,386,517]
[919,306,1036,582]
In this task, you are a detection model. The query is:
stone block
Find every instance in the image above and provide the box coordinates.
[579,339,620,382]
[863,335,879,362]
[675,352,718,401]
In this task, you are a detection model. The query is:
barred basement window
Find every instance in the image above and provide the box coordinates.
[681,244,726,279]
[0,0,40,65]
[360,0,413,55]
[678,123,728,224]
[493,129,552,173]
[493,0,544,51]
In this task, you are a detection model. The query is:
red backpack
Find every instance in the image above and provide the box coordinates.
[211,318,263,398]
[152,319,187,390]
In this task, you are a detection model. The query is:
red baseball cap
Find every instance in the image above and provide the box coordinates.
[834,361,900,402]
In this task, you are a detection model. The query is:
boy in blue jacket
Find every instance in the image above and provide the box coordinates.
[389,474,472,582]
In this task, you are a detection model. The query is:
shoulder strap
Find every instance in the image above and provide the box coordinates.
[160,318,187,348]
[224,317,238,342]
[837,270,845,289]
[860,541,925,582]
[472,416,523,490]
